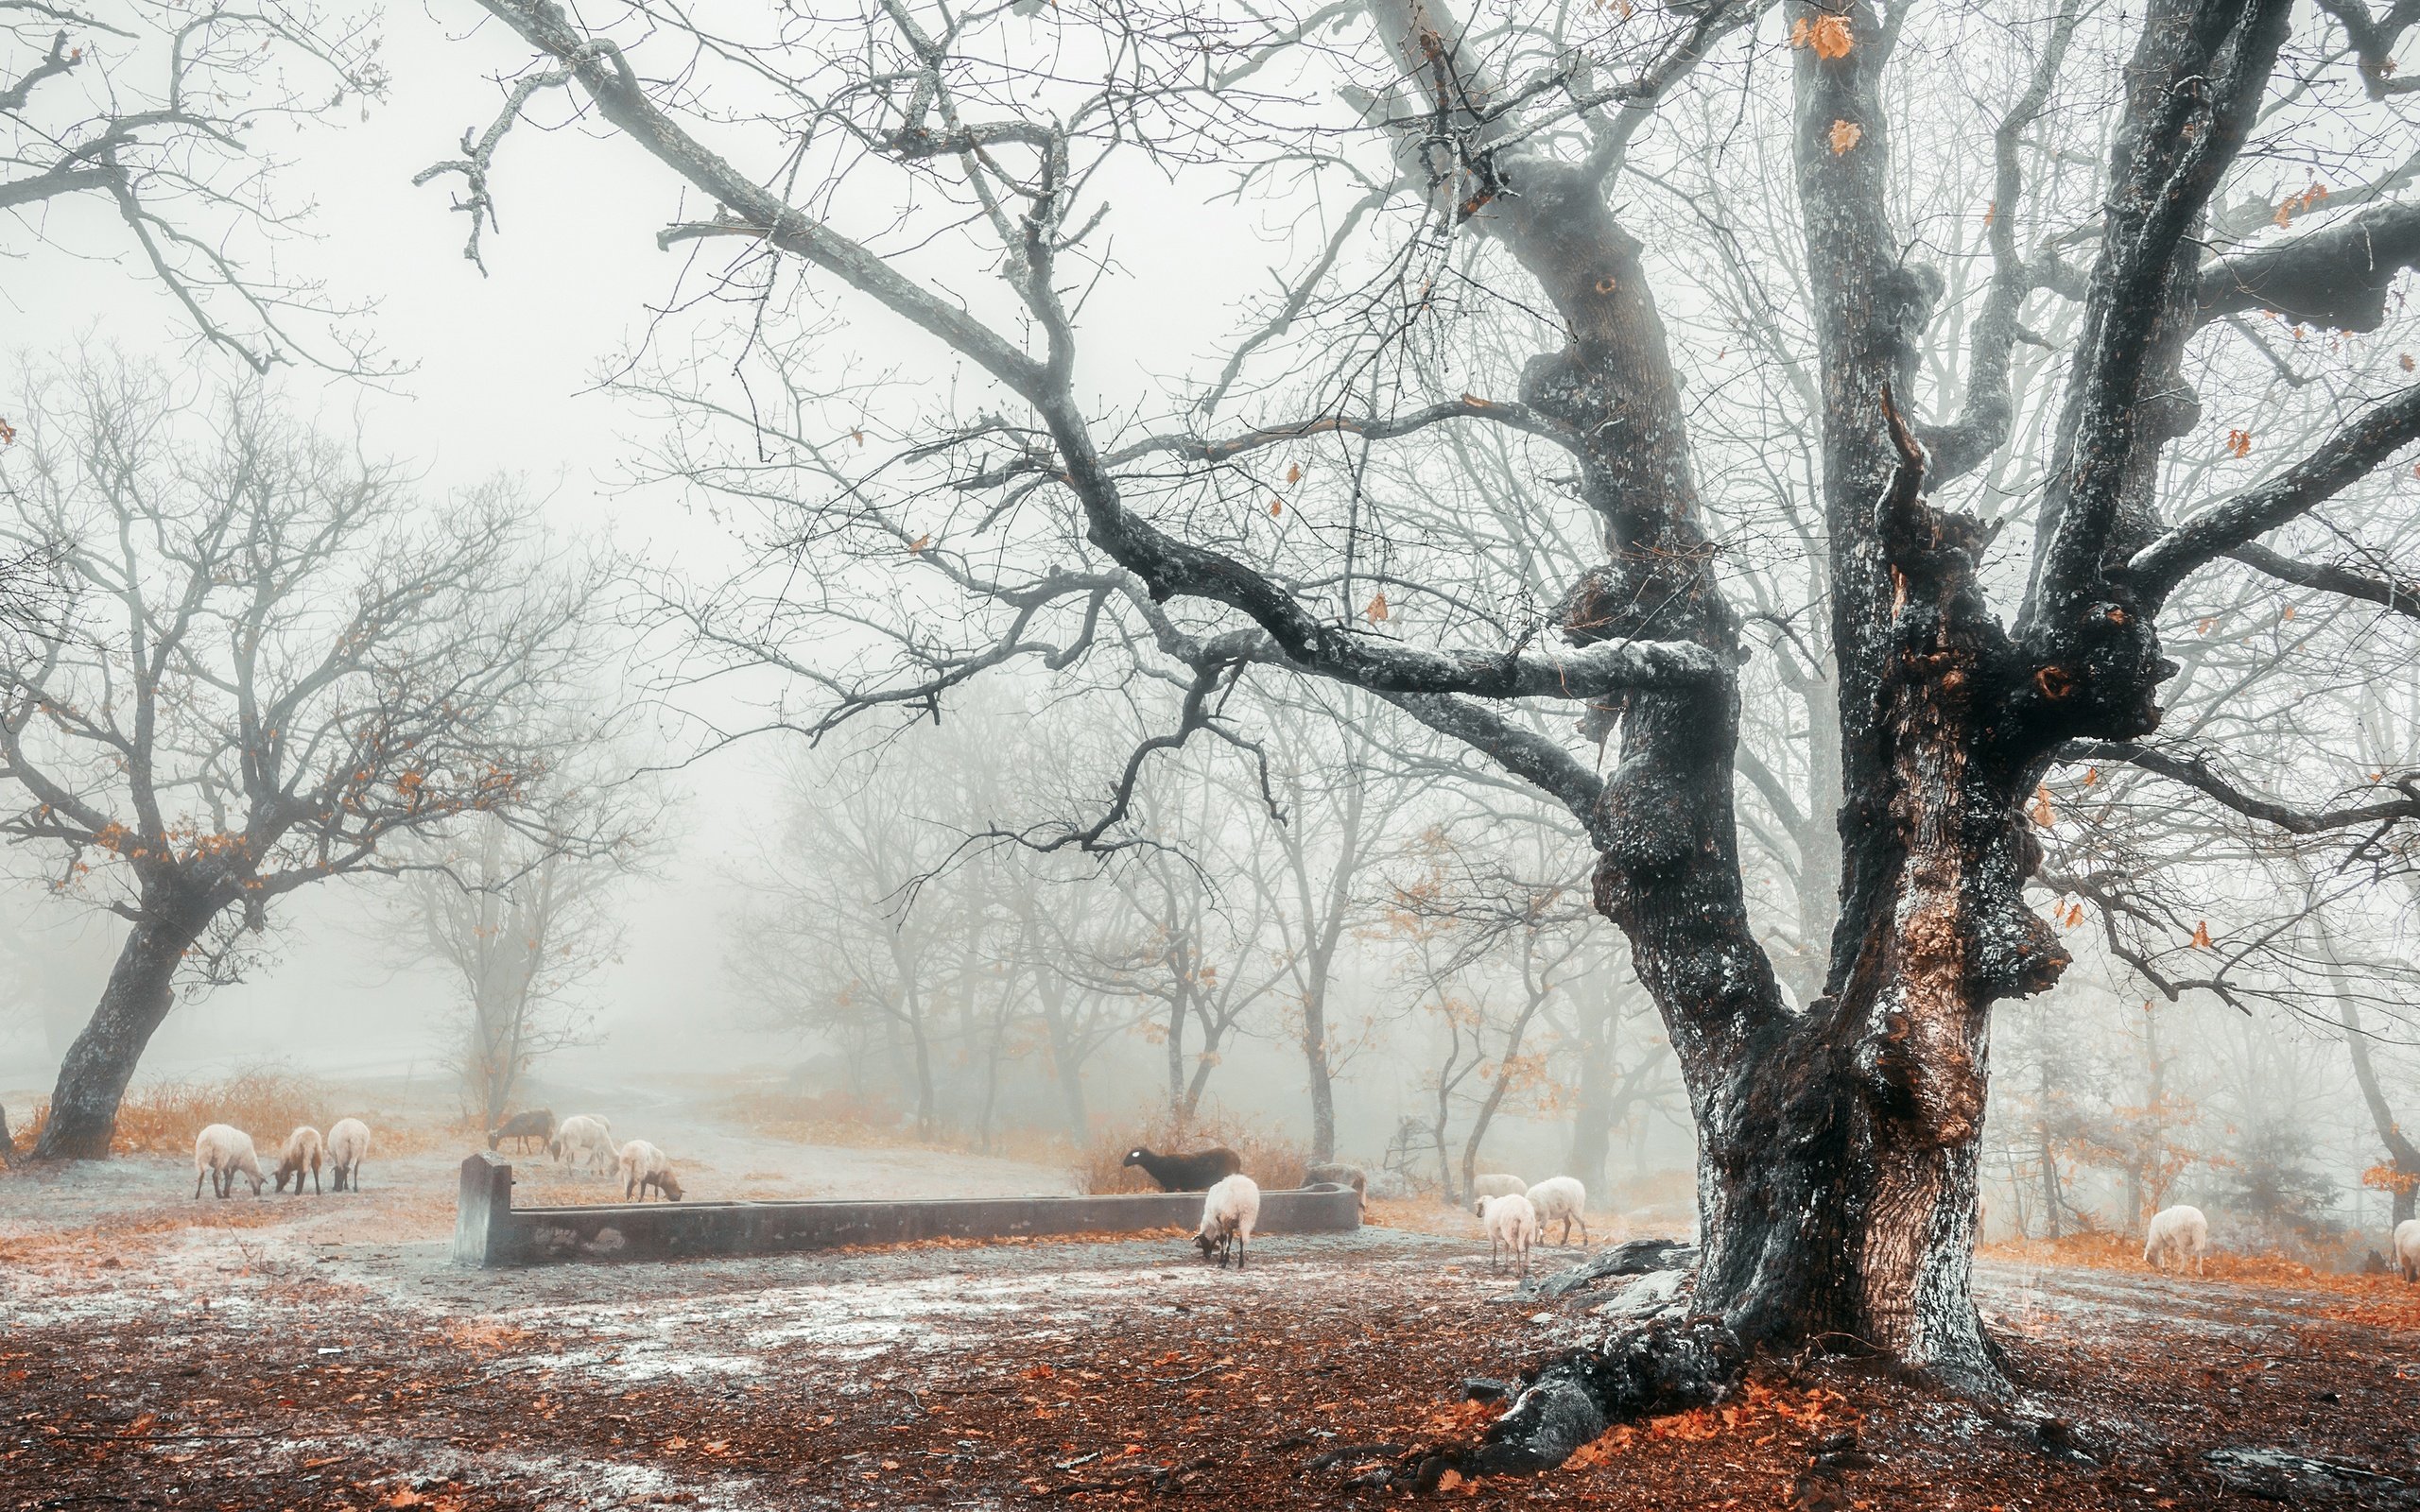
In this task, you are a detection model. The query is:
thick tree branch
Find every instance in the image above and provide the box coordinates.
[1377,690,1609,846]
[2125,382,2420,605]
[2026,0,2295,627]
[2313,0,2420,97]
[2062,740,2420,834]
[2197,200,2420,332]
[2224,541,2420,619]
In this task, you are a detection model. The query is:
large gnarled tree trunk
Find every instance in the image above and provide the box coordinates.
[34,885,224,1160]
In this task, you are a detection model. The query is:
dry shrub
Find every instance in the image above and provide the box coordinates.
[12,1066,441,1158]
[1073,1108,1307,1194]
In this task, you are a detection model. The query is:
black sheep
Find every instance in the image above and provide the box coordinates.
[488,1108,556,1153]
[1122,1144,1243,1192]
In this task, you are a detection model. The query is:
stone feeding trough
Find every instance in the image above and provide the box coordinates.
[452,1152,1364,1268]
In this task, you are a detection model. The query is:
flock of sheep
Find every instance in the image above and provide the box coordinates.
[488,1108,683,1202]
[1118,1144,1590,1279]
[192,1117,2420,1288]
[192,1119,371,1197]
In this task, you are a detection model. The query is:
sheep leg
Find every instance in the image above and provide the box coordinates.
[194,1167,205,1200]
[1576,1214,1590,1246]
[1236,1233,1247,1271]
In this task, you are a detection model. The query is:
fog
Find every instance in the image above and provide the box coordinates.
[7,0,2419,1270]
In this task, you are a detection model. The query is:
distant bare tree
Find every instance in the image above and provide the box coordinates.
[3,2,388,371]
[0,358,612,1159]
[404,786,660,1130]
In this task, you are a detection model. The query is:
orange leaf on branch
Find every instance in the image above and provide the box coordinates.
[1790,13,1853,58]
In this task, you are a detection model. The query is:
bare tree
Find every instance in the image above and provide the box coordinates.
[443,0,2420,1420]
[1226,688,1420,1159]
[0,358,611,1158]
[403,783,659,1130]
[4,2,388,371]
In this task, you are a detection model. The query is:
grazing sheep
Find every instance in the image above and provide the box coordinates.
[272,1125,324,1195]
[1122,1144,1243,1193]
[326,1117,372,1193]
[1525,1176,1589,1247]
[549,1114,616,1173]
[1193,1174,1261,1269]
[1478,1193,1539,1278]
[487,1108,556,1153]
[2143,1204,2210,1277]
[2394,1218,2419,1284]
[616,1140,683,1202]
[1303,1161,1367,1211]
[192,1125,265,1199]
[1471,1173,1527,1202]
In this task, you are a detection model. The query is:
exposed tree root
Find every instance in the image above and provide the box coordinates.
[1380,1315,1749,1492]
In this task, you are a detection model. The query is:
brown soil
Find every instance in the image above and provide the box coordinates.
[5,1227,2417,1509]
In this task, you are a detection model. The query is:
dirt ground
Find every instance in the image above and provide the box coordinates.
[5,1118,2418,1510]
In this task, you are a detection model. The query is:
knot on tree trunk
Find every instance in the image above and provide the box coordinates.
[2012,594,2173,747]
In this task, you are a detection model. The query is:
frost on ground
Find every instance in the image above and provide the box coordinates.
[5,1142,2419,1509]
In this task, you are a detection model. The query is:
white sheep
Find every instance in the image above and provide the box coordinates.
[326,1117,372,1193]
[2143,1203,2210,1277]
[193,1125,265,1199]
[1193,1173,1260,1269]
[550,1113,616,1174]
[1478,1192,1539,1278]
[1525,1176,1589,1247]
[2394,1218,2419,1284]
[272,1125,324,1195]
[616,1139,683,1202]
[1471,1173,1527,1202]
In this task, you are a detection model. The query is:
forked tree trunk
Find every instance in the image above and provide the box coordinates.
[33,898,216,1160]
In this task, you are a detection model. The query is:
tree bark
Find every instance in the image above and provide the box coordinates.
[2338,989,2420,1228]
[1303,1009,1337,1162]
[32,900,214,1160]
[1564,981,1616,1193]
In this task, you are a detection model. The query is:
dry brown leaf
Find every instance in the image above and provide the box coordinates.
[1286,463,1302,484]
[1791,13,1853,59]
[2189,920,2214,949]
[1365,591,1390,624]
[1828,119,1862,155]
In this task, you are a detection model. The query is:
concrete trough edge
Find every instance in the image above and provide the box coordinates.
[452,1152,1362,1268]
